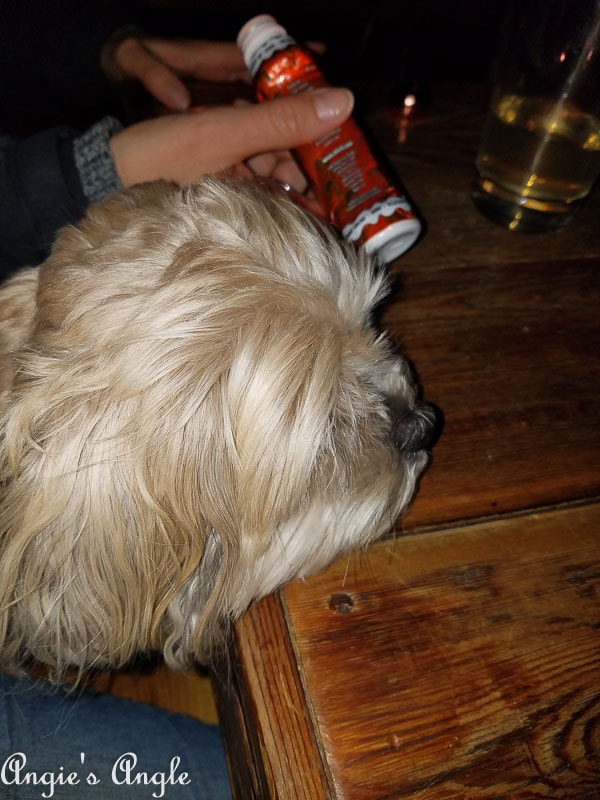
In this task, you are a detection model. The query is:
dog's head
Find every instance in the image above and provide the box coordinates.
[0,178,436,678]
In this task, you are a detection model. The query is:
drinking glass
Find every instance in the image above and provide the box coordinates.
[473,0,600,232]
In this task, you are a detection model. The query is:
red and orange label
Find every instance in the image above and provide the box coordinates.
[254,46,419,255]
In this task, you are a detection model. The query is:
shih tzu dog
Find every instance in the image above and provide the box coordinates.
[0,178,436,681]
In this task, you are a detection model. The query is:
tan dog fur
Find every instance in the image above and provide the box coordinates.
[0,179,434,681]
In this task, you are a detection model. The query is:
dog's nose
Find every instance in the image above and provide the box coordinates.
[394,400,442,454]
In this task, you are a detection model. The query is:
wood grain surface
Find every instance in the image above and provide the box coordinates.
[104,663,218,724]
[383,257,600,530]
[367,82,600,530]
[232,504,600,799]
[213,593,332,799]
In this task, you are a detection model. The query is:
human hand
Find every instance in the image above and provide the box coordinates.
[109,87,354,205]
[102,36,249,112]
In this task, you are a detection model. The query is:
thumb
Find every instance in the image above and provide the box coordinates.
[233,88,355,158]
[109,88,356,189]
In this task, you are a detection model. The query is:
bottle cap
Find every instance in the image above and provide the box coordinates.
[363,218,422,263]
[237,15,296,76]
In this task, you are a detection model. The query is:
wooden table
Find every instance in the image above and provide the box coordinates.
[212,82,600,799]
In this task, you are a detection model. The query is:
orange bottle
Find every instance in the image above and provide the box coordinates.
[237,15,422,263]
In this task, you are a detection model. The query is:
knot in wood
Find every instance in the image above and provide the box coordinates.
[329,593,354,614]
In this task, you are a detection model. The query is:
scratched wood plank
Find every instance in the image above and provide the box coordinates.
[379,257,600,531]
[268,502,600,799]
[213,593,332,800]
[101,663,219,724]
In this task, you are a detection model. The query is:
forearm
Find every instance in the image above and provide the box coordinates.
[0,117,123,275]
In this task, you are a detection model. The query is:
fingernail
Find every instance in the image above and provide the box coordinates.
[312,88,354,121]
[165,85,190,112]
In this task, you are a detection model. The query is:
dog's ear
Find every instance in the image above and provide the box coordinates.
[226,307,341,550]
[0,270,221,674]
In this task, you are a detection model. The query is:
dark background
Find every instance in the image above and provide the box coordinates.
[131,0,507,84]
[0,0,508,136]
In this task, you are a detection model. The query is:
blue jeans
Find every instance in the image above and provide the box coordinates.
[0,675,232,799]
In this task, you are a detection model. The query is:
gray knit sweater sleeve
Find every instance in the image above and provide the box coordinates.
[73,115,123,205]
[0,116,125,274]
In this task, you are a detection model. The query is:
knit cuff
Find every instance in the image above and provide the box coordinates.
[73,116,123,205]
